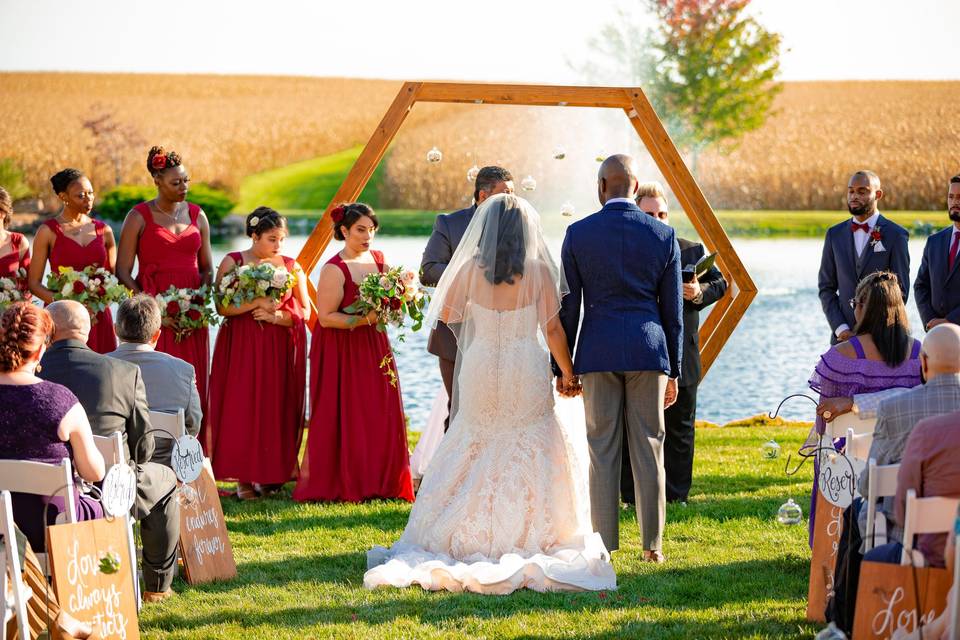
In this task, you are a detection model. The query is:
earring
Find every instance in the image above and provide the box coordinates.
[34,363,42,374]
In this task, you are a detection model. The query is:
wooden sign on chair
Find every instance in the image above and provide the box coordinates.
[47,517,139,640]
[178,467,237,584]
[294,82,757,379]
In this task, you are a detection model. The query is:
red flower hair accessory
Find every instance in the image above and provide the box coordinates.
[151,154,168,171]
[330,205,346,224]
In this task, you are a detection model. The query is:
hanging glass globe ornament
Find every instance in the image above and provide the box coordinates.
[560,202,575,217]
[466,164,480,182]
[177,483,199,507]
[553,146,566,160]
[777,498,803,525]
[595,151,605,163]
[761,439,781,460]
[521,175,537,192]
[426,147,443,164]
[814,622,848,640]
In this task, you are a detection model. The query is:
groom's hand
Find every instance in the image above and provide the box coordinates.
[664,378,678,409]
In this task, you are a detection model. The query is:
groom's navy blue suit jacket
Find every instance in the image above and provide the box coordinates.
[558,200,683,379]
[914,225,960,327]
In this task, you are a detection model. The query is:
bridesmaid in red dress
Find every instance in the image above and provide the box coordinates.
[116,146,214,449]
[209,208,310,500]
[294,203,414,503]
[28,169,117,353]
[0,187,31,297]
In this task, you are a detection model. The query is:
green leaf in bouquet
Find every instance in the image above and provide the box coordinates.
[343,303,360,314]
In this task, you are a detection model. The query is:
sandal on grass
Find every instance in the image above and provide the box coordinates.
[236,483,259,501]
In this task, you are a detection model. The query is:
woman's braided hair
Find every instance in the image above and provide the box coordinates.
[0,303,54,373]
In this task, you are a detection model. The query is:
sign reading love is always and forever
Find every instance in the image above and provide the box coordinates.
[178,467,237,584]
[47,518,139,640]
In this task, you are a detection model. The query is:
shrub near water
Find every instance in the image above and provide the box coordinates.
[96,184,235,224]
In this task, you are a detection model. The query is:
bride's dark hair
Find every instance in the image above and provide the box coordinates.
[476,195,526,285]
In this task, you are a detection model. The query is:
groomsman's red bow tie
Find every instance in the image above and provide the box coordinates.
[851,222,870,233]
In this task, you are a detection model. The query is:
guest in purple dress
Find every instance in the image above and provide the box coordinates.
[0,302,105,550]
[805,271,922,544]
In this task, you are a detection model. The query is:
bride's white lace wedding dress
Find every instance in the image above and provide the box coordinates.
[364,303,616,594]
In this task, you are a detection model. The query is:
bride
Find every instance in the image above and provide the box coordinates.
[364,194,616,594]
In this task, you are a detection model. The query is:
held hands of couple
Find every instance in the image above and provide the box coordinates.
[555,373,582,398]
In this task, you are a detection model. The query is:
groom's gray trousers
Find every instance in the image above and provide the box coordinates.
[582,370,666,552]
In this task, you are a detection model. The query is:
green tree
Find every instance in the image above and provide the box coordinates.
[0,159,34,201]
[578,0,782,172]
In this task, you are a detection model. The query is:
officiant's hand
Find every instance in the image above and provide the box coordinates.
[664,378,678,409]
[682,279,701,301]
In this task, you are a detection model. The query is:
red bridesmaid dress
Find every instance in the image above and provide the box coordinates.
[133,202,210,449]
[209,252,306,485]
[0,232,30,287]
[43,219,116,354]
[293,250,414,503]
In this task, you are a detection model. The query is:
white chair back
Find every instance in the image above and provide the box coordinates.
[826,412,877,439]
[149,409,186,440]
[864,458,900,552]
[0,458,77,525]
[0,491,30,640]
[900,489,960,565]
[844,428,873,461]
[92,432,127,466]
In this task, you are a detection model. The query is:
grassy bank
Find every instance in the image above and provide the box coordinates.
[140,424,816,639]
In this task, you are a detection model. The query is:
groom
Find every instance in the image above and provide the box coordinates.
[558,155,683,562]
[420,166,514,431]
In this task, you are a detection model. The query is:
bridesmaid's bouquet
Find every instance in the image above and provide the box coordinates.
[45,265,130,322]
[156,285,218,342]
[0,269,28,311]
[343,267,427,338]
[217,262,296,308]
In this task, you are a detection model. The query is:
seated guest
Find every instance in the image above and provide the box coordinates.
[39,300,180,603]
[806,271,922,544]
[0,302,103,552]
[824,324,960,632]
[866,392,960,567]
[109,294,202,467]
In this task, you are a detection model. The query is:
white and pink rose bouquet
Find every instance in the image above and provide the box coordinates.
[0,268,28,311]
[343,266,427,339]
[217,262,296,308]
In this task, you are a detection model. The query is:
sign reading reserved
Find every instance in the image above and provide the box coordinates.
[178,466,237,584]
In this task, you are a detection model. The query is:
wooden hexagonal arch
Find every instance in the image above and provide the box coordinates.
[296,82,757,379]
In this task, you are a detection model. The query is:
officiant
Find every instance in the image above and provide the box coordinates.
[420,166,514,432]
[622,182,727,504]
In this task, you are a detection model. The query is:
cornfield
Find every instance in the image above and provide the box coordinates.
[1,74,957,211]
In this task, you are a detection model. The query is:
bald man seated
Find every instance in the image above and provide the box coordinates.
[39,300,181,602]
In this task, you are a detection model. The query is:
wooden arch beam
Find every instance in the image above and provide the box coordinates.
[295,82,757,380]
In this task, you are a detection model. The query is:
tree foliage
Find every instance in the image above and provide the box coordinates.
[578,0,782,165]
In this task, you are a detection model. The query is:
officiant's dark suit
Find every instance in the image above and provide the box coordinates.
[914,224,960,328]
[818,215,910,344]
[421,204,475,431]
[621,238,727,504]
[40,339,181,593]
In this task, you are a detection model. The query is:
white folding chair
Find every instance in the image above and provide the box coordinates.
[864,458,900,552]
[827,412,877,439]
[91,433,141,610]
[900,489,960,566]
[844,428,873,462]
[0,458,77,574]
[149,409,186,441]
[0,491,30,640]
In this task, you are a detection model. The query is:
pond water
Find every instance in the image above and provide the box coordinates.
[209,235,930,429]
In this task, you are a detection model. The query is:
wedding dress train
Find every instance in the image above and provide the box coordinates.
[364,304,616,594]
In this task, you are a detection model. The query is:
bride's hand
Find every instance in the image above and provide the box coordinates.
[560,373,582,398]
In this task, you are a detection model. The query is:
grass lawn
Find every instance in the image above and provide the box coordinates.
[139,424,818,639]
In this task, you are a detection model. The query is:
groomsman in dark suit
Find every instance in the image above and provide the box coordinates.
[818,170,910,343]
[621,182,728,504]
[914,175,960,330]
[420,166,514,431]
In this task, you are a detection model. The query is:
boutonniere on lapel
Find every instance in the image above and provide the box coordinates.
[870,228,886,252]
